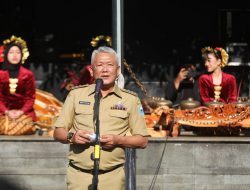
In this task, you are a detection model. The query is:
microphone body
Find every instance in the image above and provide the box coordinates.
[94,79,103,99]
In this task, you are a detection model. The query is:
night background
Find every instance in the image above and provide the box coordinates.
[1,0,250,100]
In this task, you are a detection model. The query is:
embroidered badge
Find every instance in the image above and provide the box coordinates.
[138,106,144,116]
[111,102,127,110]
[79,101,91,105]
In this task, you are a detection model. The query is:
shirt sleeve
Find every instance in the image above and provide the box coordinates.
[0,73,9,112]
[21,72,36,113]
[165,81,178,102]
[227,75,237,103]
[128,96,149,136]
[198,75,213,104]
[54,90,75,130]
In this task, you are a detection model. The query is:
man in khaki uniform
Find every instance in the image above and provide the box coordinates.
[53,46,149,190]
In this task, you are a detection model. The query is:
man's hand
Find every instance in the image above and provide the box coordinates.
[72,130,95,144]
[100,134,117,149]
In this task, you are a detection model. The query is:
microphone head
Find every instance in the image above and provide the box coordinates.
[95,78,103,84]
[95,78,103,88]
[95,78,103,98]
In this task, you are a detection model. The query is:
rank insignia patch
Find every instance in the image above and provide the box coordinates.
[111,102,127,110]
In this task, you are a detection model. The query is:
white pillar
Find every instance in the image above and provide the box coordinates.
[112,0,125,88]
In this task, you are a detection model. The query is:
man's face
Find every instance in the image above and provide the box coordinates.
[92,52,119,87]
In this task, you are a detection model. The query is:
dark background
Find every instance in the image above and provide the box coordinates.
[1,1,250,61]
[1,0,250,99]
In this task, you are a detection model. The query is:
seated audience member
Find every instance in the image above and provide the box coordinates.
[198,46,237,105]
[0,35,36,135]
[196,46,239,136]
[165,63,200,106]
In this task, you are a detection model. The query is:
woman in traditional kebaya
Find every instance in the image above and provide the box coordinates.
[197,47,239,136]
[198,47,237,105]
[0,35,36,135]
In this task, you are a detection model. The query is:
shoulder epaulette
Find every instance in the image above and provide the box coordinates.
[120,88,138,96]
[70,84,89,91]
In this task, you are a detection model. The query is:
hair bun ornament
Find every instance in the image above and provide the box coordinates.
[215,47,229,68]
[90,35,112,48]
[201,46,213,54]
[3,35,29,64]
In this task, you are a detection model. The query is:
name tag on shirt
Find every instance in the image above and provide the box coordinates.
[79,101,91,105]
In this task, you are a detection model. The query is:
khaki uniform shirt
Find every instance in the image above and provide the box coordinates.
[54,84,148,170]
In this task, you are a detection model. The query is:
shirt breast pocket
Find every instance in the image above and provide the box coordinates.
[108,110,129,126]
[75,107,94,127]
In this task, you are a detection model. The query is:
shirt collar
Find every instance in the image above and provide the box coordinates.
[88,84,96,96]
[88,83,122,98]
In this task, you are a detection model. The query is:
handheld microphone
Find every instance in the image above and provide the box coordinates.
[95,78,103,99]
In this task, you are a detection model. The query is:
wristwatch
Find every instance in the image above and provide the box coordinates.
[67,132,74,143]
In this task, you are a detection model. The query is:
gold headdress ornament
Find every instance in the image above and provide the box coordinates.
[214,47,229,68]
[201,46,229,68]
[3,35,30,64]
[90,35,112,47]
